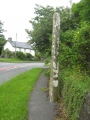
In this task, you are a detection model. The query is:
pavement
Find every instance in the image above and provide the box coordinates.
[28,69,57,120]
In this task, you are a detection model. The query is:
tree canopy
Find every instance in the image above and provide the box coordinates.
[26,0,90,73]
[0,21,6,55]
[26,5,71,56]
[26,5,54,56]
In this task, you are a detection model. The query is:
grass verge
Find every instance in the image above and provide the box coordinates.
[0,58,42,63]
[0,68,43,120]
[0,58,24,62]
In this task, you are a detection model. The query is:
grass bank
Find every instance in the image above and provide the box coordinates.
[59,67,90,120]
[0,58,24,62]
[0,58,42,63]
[0,68,43,120]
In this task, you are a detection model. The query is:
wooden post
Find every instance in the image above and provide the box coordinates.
[49,12,60,102]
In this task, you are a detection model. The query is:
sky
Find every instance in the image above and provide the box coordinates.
[0,0,81,42]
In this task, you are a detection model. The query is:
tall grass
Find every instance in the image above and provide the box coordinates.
[60,67,90,120]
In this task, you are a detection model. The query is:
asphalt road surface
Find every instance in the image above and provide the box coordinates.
[0,62,44,85]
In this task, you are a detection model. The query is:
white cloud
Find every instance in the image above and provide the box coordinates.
[0,0,81,42]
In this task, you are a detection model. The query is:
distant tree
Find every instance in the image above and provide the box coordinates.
[26,5,72,57]
[26,5,54,56]
[0,21,6,55]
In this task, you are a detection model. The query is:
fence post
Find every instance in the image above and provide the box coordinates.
[49,12,60,102]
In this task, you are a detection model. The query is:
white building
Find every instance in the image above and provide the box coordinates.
[4,40,35,56]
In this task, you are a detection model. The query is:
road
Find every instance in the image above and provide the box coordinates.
[0,62,44,85]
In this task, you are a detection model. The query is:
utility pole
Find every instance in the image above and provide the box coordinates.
[15,33,17,58]
[69,0,73,15]
[49,12,60,102]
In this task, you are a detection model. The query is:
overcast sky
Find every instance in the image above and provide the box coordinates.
[0,0,81,42]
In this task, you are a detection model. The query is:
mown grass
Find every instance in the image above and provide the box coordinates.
[0,58,24,62]
[0,58,41,63]
[0,68,43,120]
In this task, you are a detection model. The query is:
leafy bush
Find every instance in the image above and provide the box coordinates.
[44,69,50,77]
[59,22,90,74]
[1,49,14,58]
[1,50,34,61]
[16,51,26,60]
[73,22,90,73]
[45,57,51,65]
[26,53,34,60]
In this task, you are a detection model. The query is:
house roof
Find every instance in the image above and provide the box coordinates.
[9,41,32,49]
